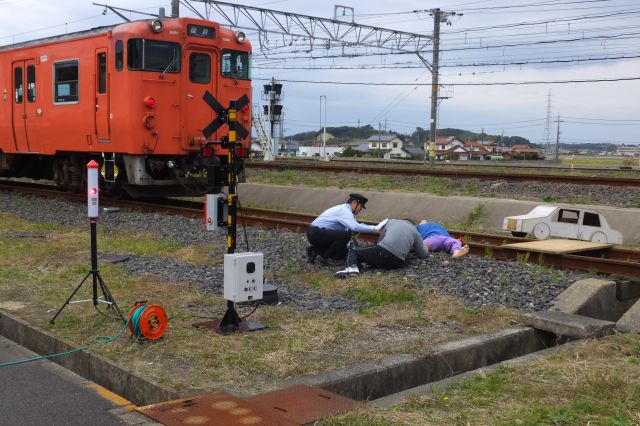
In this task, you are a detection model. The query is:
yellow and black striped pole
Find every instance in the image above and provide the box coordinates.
[227,100,237,254]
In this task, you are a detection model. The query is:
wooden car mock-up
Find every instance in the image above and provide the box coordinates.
[502,205,623,244]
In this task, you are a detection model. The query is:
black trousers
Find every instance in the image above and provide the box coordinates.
[306,226,351,260]
[347,246,404,270]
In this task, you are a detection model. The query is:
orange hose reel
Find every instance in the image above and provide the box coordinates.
[128,302,169,340]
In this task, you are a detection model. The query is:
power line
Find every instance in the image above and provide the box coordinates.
[254,76,640,86]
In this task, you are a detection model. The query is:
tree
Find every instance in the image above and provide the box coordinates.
[339,146,361,158]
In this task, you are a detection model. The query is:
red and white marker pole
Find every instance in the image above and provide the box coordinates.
[87,160,100,220]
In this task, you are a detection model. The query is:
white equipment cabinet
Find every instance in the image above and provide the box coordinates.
[223,252,263,303]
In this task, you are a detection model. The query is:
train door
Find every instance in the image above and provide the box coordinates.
[95,49,110,142]
[183,46,217,147]
[11,60,35,151]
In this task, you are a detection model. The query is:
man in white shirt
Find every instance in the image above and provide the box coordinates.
[306,193,387,264]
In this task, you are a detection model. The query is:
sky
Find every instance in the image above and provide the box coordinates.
[2,0,640,146]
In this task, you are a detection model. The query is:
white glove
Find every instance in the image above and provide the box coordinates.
[374,218,389,231]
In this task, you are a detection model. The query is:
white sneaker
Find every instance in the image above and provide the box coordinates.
[335,265,360,278]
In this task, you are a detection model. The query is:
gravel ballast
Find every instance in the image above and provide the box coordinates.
[0,191,586,313]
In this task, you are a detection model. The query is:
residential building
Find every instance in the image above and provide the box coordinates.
[366,134,411,159]
[617,145,640,156]
[503,144,544,160]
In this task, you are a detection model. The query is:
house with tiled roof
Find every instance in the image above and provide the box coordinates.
[463,141,492,160]
[366,134,411,159]
[435,136,464,151]
[503,144,544,160]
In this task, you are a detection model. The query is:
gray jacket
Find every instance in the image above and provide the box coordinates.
[377,219,429,261]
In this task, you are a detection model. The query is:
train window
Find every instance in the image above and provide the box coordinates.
[98,53,107,93]
[127,39,180,73]
[115,40,123,71]
[189,53,210,84]
[221,49,250,80]
[27,65,36,102]
[54,60,79,103]
[14,67,23,103]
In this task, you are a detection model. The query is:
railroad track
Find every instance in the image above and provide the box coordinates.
[1,180,639,277]
[246,161,640,187]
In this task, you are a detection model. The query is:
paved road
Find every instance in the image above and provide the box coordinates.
[0,335,155,426]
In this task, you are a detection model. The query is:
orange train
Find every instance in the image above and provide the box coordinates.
[0,17,252,197]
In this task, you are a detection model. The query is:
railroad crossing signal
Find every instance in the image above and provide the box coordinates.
[202,91,250,140]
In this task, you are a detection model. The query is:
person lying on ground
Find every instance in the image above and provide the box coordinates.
[416,219,469,259]
[306,193,387,264]
[335,219,428,278]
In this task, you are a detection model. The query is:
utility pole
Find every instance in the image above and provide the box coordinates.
[545,91,552,160]
[426,8,441,166]
[555,113,562,162]
[425,8,461,165]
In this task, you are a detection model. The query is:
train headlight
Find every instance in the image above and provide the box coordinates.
[235,31,246,43]
[150,19,163,33]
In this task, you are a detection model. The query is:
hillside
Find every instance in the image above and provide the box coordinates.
[286,126,531,146]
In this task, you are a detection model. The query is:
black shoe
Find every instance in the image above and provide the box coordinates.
[306,246,317,263]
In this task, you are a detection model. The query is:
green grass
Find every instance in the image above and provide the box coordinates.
[345,284,415,306]
[456,204,485,231]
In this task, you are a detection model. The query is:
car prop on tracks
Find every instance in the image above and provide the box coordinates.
[503,205,623,244]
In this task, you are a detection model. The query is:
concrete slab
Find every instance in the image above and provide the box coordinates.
[520,310,616,338]
[550,278,618,321]
[616,299,640,333]
[237,183,640,244]
[502,239,612,254]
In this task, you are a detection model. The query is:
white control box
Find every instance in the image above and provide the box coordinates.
[204,193,227,231]
[223,252,263,303]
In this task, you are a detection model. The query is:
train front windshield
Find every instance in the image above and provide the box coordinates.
[127,39,181,73]
[221,49,251,80]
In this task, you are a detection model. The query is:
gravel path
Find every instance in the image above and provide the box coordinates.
[0,191,587,313]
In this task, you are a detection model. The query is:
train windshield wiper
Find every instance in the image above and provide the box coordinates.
[160,50,177,79]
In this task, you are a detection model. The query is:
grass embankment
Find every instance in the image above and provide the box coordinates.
[0,211,513,395]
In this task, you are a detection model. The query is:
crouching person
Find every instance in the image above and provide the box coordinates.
[335,219,428,278]
[306,193,387,264]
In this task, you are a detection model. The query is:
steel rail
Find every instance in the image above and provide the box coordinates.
[1,181,639,276]
[246,161,640,187]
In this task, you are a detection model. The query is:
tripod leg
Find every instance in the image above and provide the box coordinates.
[96,273,126,324]
[50,272,92,324]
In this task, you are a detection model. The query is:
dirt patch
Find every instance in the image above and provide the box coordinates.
[0,301,26,311]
